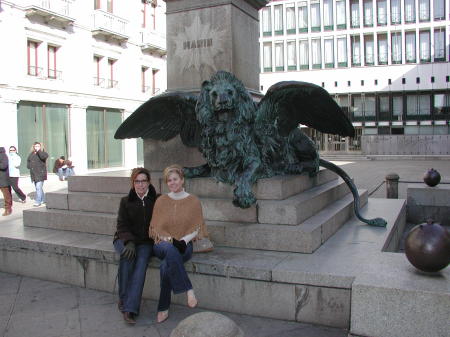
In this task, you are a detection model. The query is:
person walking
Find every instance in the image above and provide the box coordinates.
[0,147,13,216]
[27,142,48,207]
[8,146,26,203]
[113,167,159,324]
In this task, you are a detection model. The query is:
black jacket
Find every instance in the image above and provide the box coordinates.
[27,150,49,182]
[0,147,9,188]
[114,184,158,245]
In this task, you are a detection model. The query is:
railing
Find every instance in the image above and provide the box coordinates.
[92,9,128,37]
[28,66,43,77]
[140,30,166,50]
[48,69,62,79]
[26,0,72,17]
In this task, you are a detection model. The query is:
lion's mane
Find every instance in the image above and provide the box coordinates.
[196,71,260,184]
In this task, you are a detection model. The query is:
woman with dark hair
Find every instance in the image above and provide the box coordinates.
[149,164,211,323]
[113,167,159,324]
[0,147,13,216]
[8,146,26,203]
[27,142,48,207]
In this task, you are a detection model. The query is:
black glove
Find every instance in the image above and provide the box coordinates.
[172,238,187,254]
[121,241,136,260]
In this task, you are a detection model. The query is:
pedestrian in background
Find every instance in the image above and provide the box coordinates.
[0,147,13,216]
[27,142,48,207]
[8,146,26,203]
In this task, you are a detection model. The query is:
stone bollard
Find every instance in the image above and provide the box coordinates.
[170,312,244,337]
[385,173,400,199]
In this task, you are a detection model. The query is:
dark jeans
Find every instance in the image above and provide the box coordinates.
[113,240,152,315]
[153,241,193,312]
[9,177,26,201]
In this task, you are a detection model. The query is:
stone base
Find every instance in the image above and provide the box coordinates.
[407,183,450,225]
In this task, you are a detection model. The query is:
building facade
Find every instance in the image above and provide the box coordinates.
[0,0,167,174]
[259,0,450,153]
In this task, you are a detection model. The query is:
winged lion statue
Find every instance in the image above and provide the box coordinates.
[115,71,386,227]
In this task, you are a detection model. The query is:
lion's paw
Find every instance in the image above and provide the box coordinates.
[232,190,256,209]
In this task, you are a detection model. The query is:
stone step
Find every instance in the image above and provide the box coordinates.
[23,208,116,235]
[69,169,337,201]
[0,198,411,331]
[207,190,368,253]
[258,178,350,225]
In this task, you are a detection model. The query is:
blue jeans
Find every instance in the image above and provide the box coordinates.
[153,241,193,312]
[34,181,45,204]
[113,240,152,315]
[58,168,75,179]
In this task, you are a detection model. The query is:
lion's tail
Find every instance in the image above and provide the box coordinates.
[319,159,387,227]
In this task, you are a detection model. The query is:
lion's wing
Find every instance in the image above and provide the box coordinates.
[255,81,354,137]
[114,92,201,147]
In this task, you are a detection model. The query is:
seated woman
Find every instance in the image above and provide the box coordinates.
[113,167,158,324]
[149,164,210,323]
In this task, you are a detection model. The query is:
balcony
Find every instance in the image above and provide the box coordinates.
[140,30,166,56]
[28,66,62,80]
[25,0,75,27]
[93,77,118,89]
[92,10,128,43]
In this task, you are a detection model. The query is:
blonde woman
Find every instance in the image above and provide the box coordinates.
[149,164,209,323]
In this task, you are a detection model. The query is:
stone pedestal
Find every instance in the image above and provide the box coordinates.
[407,183,450,225]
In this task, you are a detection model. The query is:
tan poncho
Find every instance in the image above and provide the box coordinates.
[149,194,208,243]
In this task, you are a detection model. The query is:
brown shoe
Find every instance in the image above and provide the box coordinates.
[123,312,136,324]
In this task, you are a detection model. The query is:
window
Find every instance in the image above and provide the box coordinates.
[393,96,403,116]
[141,67,149,93]
[94,0,100,10]
[47,45,58,79]
[86,107,123,169]
[391,0,401,23]
[324,38,334,68]
[298,2,308,32]
[93,55,102,86]
[419,30,430,62]
[262,7,272,36]
[137,138,144,166]
[107,58,117,88]
[351,0,360,27]
[434,28,445,61]
[363,0,374,26]
[379,95,390,120]
[377,33,388,64]
[310,1,321,31]
[434,93,450,114]
[299,40,309,69]
[352,95,363,117]
[404,0,415,22]
[419,0,430,21]
[275,42,284,71]
[17,102,69,173]
[336,0,346,28]
[323,0,333,30]
[287,41,297,70]
[107,0,113,13]
[286,3,296,34]
[263,42,272,72]
[391,32,402,64]
[433,0,445,20]
[311,38,321,68]
[405,31,416,62]
[141,2,146,28]
[364,35,374,65]
[274,5,283,35]
[351,35,361,66]
[365,95,376,117]
[27,40,40,76]
[407,94,431,115]
[152,69,159,95]
[141,1,156,29]
[337,36,347,67]
[377,0,387,25]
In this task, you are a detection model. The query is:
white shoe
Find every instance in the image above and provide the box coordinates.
[33,203,41,207]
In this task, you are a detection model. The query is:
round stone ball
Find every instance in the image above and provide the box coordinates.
[170,312,244,337]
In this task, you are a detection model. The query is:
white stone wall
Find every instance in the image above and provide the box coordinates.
[0,0,167,173]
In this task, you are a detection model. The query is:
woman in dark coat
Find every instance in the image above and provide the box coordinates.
[113,167,159,324]
[27,142,48,207]
[0,147,13,216]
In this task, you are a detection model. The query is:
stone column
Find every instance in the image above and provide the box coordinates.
[69,105,88,174]
[144,0,268,171]
[0,99,19,149]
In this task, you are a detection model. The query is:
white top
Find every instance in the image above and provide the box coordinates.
[8,153,21,177]
[168,189,190,200]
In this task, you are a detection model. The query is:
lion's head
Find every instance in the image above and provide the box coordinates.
[197,71,256,125]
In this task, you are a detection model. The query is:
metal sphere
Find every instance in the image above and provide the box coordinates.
[423,168,441,187]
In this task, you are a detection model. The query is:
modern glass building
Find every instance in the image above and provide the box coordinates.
[0,0,167,173]
[259,0,450,153]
